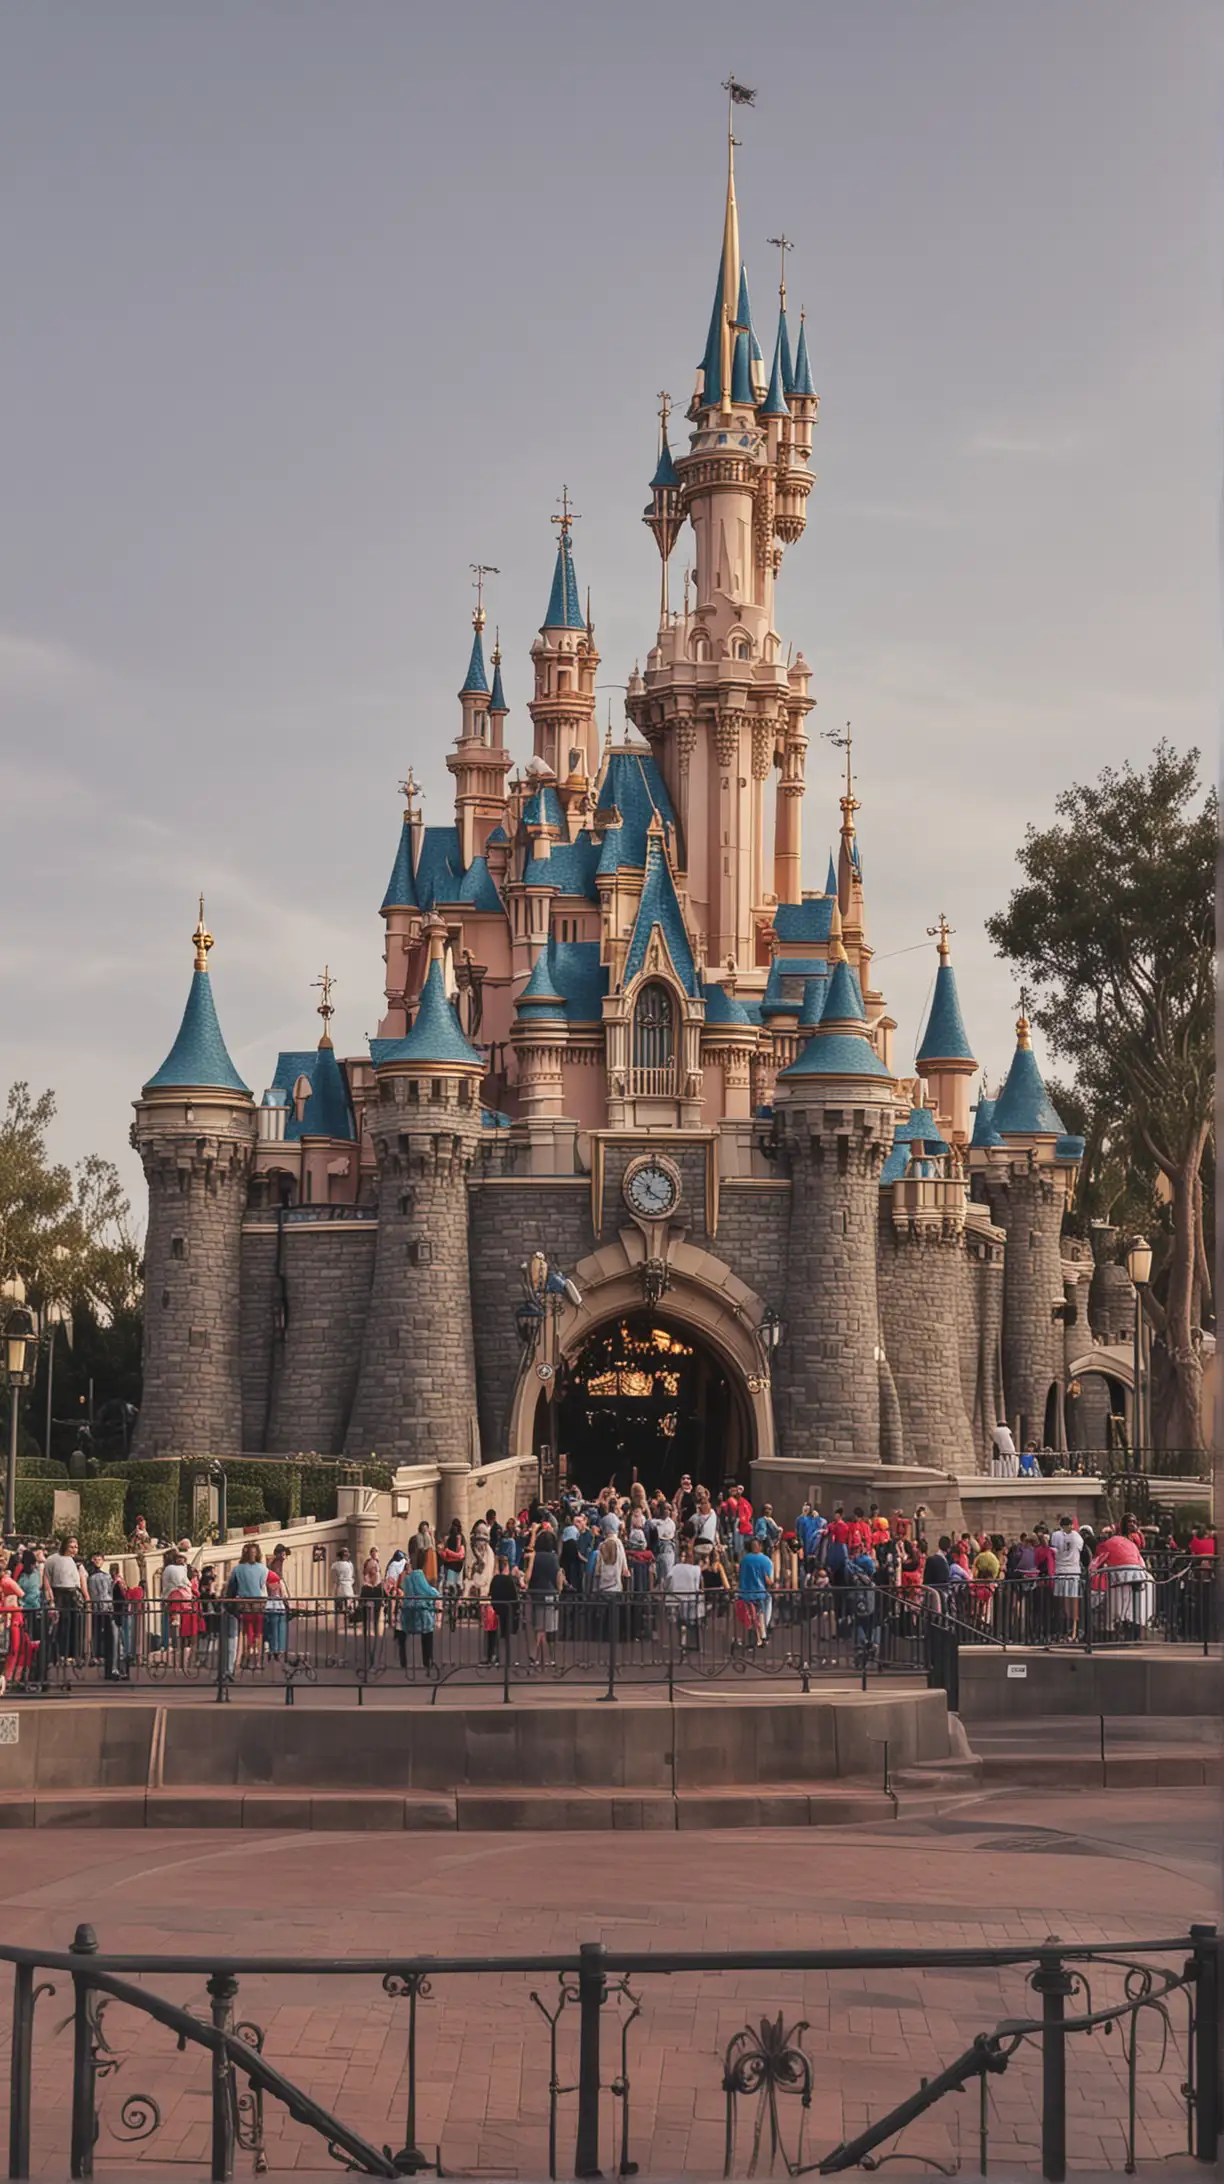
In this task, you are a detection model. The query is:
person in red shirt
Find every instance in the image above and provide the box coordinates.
[1188,1527,1215,1558]
[1090,1527,1146,1636]
[846,1507,871,1554]
[827,1506,850,1547]
[731,1490,754,1564]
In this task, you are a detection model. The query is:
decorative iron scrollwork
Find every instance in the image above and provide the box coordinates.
[723,2013,813,2178]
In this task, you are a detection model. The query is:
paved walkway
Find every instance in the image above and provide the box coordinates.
[0,1788,1213,2176]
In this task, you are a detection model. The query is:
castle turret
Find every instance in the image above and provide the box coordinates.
[773,958,897,1461]
[132,903,255,1458]
[915,916,977,1145]
[528,495,600,783]
[975,1009,1084,1448]
[345,922,484,1467]
[448,584,512,870]
[876,1105,977,1467]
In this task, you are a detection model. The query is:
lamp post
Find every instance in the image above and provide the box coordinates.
[4,1299,38,1541]
[208,1459,229,1544]
[747,1306,784,1395]
[1125,1236,1153,1469]
[41,1299,69,1466]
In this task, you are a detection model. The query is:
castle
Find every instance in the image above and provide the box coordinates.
[132,117,1112,1524]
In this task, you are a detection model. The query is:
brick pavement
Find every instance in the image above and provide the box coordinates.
[0,1791,1212,2177]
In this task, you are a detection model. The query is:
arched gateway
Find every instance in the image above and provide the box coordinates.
[507,1237,776,1494]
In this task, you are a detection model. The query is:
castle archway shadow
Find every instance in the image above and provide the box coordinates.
[534,1309,753,1499]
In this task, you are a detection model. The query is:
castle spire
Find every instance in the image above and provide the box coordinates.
[543,486,585,630]
[192,894,213,973]
[915,917,977,1143]
[793,308,816,399]
[313,964,336,1049]
[144,906,249,1095]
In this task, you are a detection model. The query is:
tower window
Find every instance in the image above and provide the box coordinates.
[171,1236,187,1261]
[732,638,751,660]
[631,982,677,1098]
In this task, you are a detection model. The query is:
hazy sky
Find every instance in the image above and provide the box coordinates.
[1,1,1219,1211]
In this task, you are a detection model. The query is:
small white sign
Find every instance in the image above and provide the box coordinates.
[1006,1663,1028,1680]
[0,1715,19,1743]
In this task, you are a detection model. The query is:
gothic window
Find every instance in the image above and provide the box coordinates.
[732,637,751,660]
[631,982,677,1097]
[690,634,712,663]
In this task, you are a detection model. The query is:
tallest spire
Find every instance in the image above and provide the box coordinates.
[698,78,756,414]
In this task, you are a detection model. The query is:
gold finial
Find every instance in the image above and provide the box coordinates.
[657,389,672,447]
[552,484,579,539]
[313,965,336,1048]
[1015,987,1033,1049]
[766,233,793,306]
[470,563,498,633]
[192,895,214,973]
[399,770,422,824]
[927,912,954,963]
[491,625,502,669]
[822,721,858,825]
[828,894,849,965]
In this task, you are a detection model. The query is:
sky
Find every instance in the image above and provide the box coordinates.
[0,0,1219,1214]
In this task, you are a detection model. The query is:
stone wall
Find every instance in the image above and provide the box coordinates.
[877,1212,976,1468]
[269,1224,377,1454]
[992,1168,1067,1444]
[239,1228,278,1450]
[714,1182,791,1307]
[774,1102,890,1462]
[467,1179,593,1461]
[134,1103,254,1458]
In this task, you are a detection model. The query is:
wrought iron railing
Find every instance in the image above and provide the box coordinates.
[8,1565,1215,1705]
[0,1925,1216,2180]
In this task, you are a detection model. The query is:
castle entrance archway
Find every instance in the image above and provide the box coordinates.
[532,1310,753,1499]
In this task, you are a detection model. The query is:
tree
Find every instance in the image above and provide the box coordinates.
[0,1084,143,1456]
[987,743,1214,1454]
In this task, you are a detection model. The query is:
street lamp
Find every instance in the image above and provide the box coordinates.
[747,1306,784,1395]
[1125,1236,1153,1469]
[208,1459,229,1544]
[4,1302,38,1540]
[515,1257,582,1503]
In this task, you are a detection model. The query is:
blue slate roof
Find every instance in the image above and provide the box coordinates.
[739,997,763,1027]
[486,822,508,846]
[777,1030,892,1083]
[489,654,507,711]
[595,749,676,870]
[798,977,825,1030]
[413,825,463,909]
[543,529,585,630]
[760,325,789,419]
[457,855,504,912]
[381,818,420,912]
[622,835,699,996]
[651,434,681,490]
[916,961,975,1066]
[702,981,753,1027]
[730,327,754,405]
[820,958,867,1025]
[774,897,834,945]
[880,1103,951,1187]
[515,946,567,1020]
[482,1108,513,1129]
[969,1097,1002,1150]
[523,830,601,899]
[776,303,795,396]
[145,968,250,1095]
[762,956,828,1019]
[371,958,483,1071]
[736,265,762,366]
[272,1043,356,1141]
[523,783,565,830]
[460,626,488,696]
[993,1042,1065,1138]
[700,258,726,408]
[1055,1134,1086,1163]
[825,851,838,896]
[550,939,608,1022]
[793,314,816,398]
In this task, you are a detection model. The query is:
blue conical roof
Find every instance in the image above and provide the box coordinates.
[777,1029,892,1083]
[969,1096,1002,1150]
[825,851,837,896]
[516,945,566,1022]
[460,625,488,696]
[793,314,816,398]
[798,976,825,1029]
[651,434,681,490]
[993,1037,1065,1138]
[145,968,250,1095]
[489,653,507,712]
[730,327,754,406]
[916,961,975,1067]
[381,817,419,912]
[622,834,699,996]
[760,318,789,419]
[543,526,585,630]
[375,957,483,1071]
[820,959,867,1025]
[777,304,795,395]
[736,265,762,367]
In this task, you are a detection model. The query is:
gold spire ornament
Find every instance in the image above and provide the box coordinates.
[192,896,214,973]
[313,965,336,1048]
[1015,988,1033,1049]
[828,894,849,964]
[766,232,793,306]
[927,912,954,962]
[399,770,422,824]
[469,563,498,633]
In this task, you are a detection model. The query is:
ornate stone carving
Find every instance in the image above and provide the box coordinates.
[715,712,743,770]
[751,719,773,781]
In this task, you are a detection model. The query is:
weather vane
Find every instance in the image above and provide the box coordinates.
[927,913,954,960]
[766,233,793,304]
[469,563,498,631]
[398,769,422,823]
[822,720,858,809]
[552,484,580,538]
[313,965,336,1046]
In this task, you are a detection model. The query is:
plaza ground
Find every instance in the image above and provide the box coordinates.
[0,1784,1214,2177]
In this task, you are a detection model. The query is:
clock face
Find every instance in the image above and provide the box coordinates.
[625,1158,679,1219]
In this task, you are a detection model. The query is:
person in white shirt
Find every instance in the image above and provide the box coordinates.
[663,1542,704,1654]
[1049,1518,1085,1639]
[989,1424,1018,1479]
[331,1547,356,1624]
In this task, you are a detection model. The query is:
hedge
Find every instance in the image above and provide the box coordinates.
[14,1483,54,1540]
[99,1456,395,1539]
[78,1478,128,1560]
[16,1456,67,1480]
[139,1484,180,1547]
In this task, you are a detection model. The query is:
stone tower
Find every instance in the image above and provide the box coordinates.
[876,1106,977,1468]
[915,918,978,1147]
[974,1011,1081,1448]
[132,905,255,1458]
[345,924,484,1469]
[773,959,898,1460]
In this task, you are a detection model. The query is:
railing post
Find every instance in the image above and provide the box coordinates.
[207,1972,238,2183]
[1191,1923,1220,2162]
[1031,1949,1073,2183]
[9,1960,35,2179]
[1081,1569,1092,1655]
[215,1607,229,1704]
[69,1922,99,2181]
[575,1942,606,2178]
[601,1603,617,1704]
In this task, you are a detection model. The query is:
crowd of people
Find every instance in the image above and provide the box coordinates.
[0,1481,1212,1690]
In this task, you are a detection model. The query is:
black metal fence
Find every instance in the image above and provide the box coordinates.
[2,1923,1217,2181]
[7,1563,1215,1705]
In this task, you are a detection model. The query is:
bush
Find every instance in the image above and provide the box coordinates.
[16,1455,67,1479]
[78,1478,128,1560]
[139,1484,180,1547]
[225,1487,267,1526]
[14,1482,54,1541]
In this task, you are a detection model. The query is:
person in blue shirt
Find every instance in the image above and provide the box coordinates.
[737,1542,775,1646]
[399,1548,440,1674]
[795,1504,826,1582]
[849,1549,880,1666]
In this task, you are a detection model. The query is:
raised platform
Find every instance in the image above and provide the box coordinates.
[0,1686,950,1831]
[956,1643,1221,1720]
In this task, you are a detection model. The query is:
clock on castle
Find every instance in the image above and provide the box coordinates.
[131,96,1088,1533]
